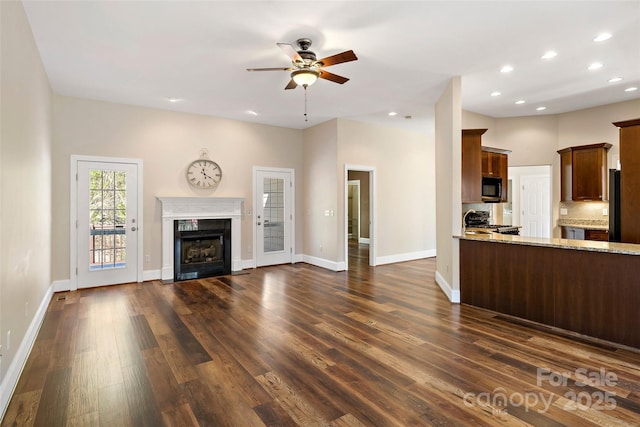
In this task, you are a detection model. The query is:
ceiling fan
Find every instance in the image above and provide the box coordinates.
[247,38,358,90]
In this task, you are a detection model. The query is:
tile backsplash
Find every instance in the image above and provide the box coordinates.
[559,201,609,221]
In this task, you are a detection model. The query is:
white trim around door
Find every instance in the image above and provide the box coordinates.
[344,164,376,269]
[252,166,295,267]
[70,155,144,290]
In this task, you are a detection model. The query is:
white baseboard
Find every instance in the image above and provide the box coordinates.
[241,259,255,270]
[376,249,436,266]
[51,279,70,292]
[142,269,161,282]
[435,270,460,303]
[0,284,53,421]
[301,255,345,272]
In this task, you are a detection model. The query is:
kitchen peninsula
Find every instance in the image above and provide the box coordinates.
[456,233,640,349]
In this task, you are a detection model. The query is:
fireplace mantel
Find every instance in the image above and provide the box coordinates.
[158,197,244,281]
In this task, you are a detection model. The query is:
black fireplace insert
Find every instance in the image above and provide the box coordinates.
[174,218,231,281]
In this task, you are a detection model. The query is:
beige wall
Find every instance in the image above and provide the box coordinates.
[557,98,640,168]
[52,96,304,280]
[0,0,52,391]
[337,119,436,263]
[435,77,462,297]
[302,120,338,261]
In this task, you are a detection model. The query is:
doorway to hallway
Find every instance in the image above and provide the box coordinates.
[344,165,375,270]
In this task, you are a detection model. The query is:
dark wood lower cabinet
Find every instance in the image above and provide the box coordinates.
[460,239,640,348]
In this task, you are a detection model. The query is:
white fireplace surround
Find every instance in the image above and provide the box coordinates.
[158,197,244,281]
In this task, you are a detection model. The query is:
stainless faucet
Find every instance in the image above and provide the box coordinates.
[462,209,475,233]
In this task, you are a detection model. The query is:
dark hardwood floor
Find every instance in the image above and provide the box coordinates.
[3,244,640,426]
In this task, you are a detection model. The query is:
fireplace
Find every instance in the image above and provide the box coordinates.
[158,197,244,282]
[174,219,231,281]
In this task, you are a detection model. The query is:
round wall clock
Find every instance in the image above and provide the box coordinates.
[186,158,222,189]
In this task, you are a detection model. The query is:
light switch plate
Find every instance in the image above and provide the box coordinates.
[603,208,608,216]
[560,208,568,215]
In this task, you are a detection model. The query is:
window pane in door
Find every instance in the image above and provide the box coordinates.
[263,177,285,253]
[89,169,127,270]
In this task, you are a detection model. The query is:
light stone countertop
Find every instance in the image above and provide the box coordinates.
[557,218,609,230]
[455,232,640,256]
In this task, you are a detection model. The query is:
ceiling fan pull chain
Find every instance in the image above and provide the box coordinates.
[304,86,309,122]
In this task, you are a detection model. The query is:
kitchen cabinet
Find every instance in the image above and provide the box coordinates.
[460,238,640,348]
[561,226,585,240]
[461,129,485,203]
[482,148,509,202]
[561,226,608,242]
[613,118,640,244]
[557,143,611,201]
[585,229,609,241]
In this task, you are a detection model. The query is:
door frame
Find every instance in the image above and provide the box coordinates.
[252,166,295,268]
[347,180,361,242]
[70,155,144,290]
[344,164,376,269]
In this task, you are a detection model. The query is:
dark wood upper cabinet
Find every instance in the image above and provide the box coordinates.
[461,129,485,203]
[481,148,509,202]
[614,118,640,244]
[557,143,611,201]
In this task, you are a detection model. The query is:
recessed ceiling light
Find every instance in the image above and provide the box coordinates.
[166,97,181,103]
[608,77,623,83]
[536,106,546,111]
[515,100,526,105]
[588,62,603,71]
[388,112,397,116]
[500,65,514,73]
[625,87,638,92]
[541,51,557,60]
[247,110,259,116]
[593,33,612,42]
[490,91,501,97]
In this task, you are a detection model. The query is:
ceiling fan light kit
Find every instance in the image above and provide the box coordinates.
[247,38,358,121]
[247,38,358,91]
[291,69,319,87]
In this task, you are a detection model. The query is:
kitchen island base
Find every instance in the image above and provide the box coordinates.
[460,238,639,349]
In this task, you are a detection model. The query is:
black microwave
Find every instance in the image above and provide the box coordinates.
[482,176,502,202]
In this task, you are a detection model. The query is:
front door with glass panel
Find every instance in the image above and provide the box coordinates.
[255,169,293,267]
[77,160,139,288]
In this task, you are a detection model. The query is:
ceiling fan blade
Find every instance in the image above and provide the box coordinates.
[316,50,358,67]
[284,79,298,90]
[319,70,349,84]
[246,67,292,72]
[277,43,303,62]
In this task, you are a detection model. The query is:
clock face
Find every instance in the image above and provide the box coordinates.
[186,159,222,188]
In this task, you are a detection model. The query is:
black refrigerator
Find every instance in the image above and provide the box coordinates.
[609,169,621,242]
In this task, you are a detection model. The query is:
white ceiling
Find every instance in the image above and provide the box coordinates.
[22,1,640,134]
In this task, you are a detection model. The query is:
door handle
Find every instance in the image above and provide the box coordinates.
[131,226,137,231]
[257,222,261,226]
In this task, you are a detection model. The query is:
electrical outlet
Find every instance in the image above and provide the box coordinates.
[560,208,568,215]
[603,208,608,216]
[144,254,150,263]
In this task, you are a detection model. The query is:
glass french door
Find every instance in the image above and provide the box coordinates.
[77,160,139,288]
[255,169,293,266]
